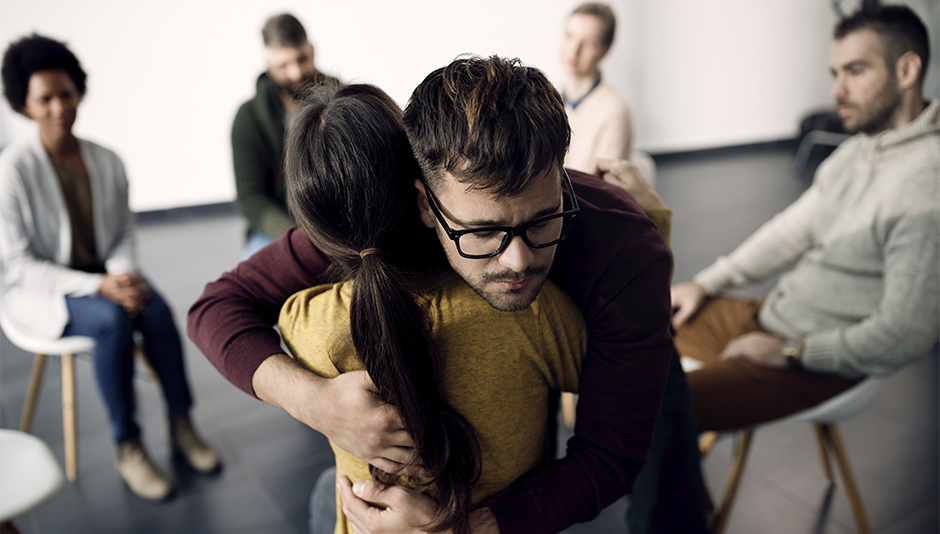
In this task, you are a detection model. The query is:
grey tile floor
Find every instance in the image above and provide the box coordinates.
[1,144,937,533]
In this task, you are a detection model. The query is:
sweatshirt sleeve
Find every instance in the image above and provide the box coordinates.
[694,184,819,294]
[231,104,294,239]
[187,228,331,396]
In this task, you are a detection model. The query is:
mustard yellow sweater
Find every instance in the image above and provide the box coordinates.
[279,270,587,534]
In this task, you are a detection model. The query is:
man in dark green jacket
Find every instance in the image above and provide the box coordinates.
[232,13,340,259]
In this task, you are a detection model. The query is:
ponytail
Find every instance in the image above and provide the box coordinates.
[352,251,480,533]
[285,83,480,533]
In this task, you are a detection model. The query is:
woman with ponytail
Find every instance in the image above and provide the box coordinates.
[278,83,586,534]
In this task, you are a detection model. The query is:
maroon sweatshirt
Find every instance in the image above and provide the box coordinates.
[187,169,673,533]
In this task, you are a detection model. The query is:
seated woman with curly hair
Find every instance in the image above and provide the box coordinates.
[0,34,220,500]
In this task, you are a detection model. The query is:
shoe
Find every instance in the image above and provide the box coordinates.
[169,414,221,473]
[114,440,173,500]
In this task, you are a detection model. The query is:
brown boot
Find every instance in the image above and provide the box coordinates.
[168,414,221,473]
[114,440,172,500]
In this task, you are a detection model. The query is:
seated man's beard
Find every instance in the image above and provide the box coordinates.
[285,75,315,100]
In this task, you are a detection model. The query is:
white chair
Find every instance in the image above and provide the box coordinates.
[0,429,65,532]
[0,314,93,482]
[700,377,885,534]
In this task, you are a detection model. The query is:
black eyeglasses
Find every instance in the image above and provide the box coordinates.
[424,169,580,259]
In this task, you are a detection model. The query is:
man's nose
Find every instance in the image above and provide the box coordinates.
[286,63,303,83]
[497,235,535,273]
[830,75,845,100]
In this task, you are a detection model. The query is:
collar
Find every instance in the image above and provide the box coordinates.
[563,75,602,110]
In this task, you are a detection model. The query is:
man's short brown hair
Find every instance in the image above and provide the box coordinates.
[403,55,570,198]
[262,13,308,48]
[835,5,929,87]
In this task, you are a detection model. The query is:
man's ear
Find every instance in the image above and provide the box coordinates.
[414,179,435,229]
[895,51,922,91]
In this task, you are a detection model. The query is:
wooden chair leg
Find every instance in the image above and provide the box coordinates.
[823,424,873,534]
[561,392,576,428]
[711,429,754,534]
[20,354,47,433]
[813,423,834,483]
[61,353,78,482]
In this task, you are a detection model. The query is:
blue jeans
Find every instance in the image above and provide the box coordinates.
[63,283,193,444]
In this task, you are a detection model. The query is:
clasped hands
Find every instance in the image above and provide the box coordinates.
[98,272,150,317]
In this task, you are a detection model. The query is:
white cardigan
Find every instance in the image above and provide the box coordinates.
[0,134,138,339]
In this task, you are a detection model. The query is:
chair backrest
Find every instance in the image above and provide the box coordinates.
[781,377,886,425]
[0,313,94,356]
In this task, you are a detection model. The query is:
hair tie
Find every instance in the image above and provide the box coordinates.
[359,248,384,259]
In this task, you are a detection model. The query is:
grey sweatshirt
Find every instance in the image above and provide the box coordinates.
[695,100,940,379]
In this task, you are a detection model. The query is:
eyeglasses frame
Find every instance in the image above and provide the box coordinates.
[423,168,581,259]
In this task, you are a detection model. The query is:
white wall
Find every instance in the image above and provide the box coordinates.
[1,0,937,211]
[627,0,939,152]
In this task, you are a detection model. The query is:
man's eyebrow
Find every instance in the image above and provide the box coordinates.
[835,59,870,72]
[457,201,561,228]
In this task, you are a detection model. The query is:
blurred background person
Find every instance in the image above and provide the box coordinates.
[0,34,219,501]
[232,13,341,259]
[557,2,656,186]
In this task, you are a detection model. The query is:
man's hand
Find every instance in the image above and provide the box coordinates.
[99,273,150,317]
[339,476,437,534]
[254,357,419,475]
[592,158,666,212]
[320,372,421,475]
[339,477,501,534]
[670,281,707,329]
[720,332,787,368]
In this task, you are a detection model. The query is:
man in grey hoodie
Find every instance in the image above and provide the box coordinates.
[671,4,939,432]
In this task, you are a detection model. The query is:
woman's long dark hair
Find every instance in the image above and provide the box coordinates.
[285,83,480,534]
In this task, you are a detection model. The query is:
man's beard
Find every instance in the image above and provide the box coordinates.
[282,75,315,101]
[839,76,901,135]
[469,265,552,312]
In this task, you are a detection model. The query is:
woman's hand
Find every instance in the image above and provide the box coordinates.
[99,273,150,317]
[338,476,438,534]
[338,477,502,534]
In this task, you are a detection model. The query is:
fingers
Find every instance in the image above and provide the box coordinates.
[372,406,414,448]
[368,454,425,477]
[351,478,390,504]
[671,304,694,329]
[670,282,706,329]
[338,476,375,534]
[591,157,625,177]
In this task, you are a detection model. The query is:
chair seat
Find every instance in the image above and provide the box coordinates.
[0,314,94,355]
[781,377,886,424]
[0,429,64,521]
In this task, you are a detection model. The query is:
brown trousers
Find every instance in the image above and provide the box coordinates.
[675,297,857,432]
